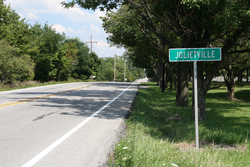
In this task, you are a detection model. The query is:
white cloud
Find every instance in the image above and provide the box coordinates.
[26,12,39,20]
[6,0,88,22]
[94,40,125,57]
[67,27,74,33]
[50,24,86,36]
[91,24,99,33]
[67,27,86,35]
[52,24,67,33]
[97,40,109,48]
[6,0,105,25]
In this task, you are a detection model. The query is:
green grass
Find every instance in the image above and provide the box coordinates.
[0,79,99,92]
[109,82,250,167]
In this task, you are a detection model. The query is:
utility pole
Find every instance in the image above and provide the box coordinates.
[114,54,116,82]
[86,35,98,52]
[124,61,126,82]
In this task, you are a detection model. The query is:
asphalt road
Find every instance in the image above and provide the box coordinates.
[0,79,146,167]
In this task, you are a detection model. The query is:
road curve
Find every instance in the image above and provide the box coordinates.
[0,80,145,167]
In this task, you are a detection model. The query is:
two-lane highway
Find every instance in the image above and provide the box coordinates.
[0,80,145,167]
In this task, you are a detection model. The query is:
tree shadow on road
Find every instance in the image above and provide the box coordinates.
[12,82,139,121]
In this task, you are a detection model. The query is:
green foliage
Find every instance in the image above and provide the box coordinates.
[61,0,123,11]
[63,38,101,80]
[0,3,104,83]
[101,6,140,48]
[54,41,78,81]
[97,57,114,81]
[0,40,34,83]
[88,52,101,77]
[0,3,35,83]
[64,38,89,78]
[28,23,65,81]
[97,56,145,82]
[101,5,161,69]
[0,3,30,51]
[99,0,250,119]
[110,140,133,166]
[97,57,115,81]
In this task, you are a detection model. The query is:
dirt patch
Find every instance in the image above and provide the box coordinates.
[174,142,246,152]
[234,98,250,103]
[139,85,149,89]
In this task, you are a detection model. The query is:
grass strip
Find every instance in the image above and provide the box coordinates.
[109,82,250,167]
[0,79,99,92]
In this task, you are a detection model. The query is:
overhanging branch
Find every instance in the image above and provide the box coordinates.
[228,49,250,55]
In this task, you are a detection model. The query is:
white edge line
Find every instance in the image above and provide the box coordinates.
[22,83,135,167]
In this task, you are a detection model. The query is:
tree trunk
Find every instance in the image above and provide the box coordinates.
[164,64,169,88]
[238,69,242,83]
[192,88,207,120]
[156,61,163,86]
[191,62,207,120]
[222,66,236,100]
[164,72,168,88]
[153,63,157,82]
[226,83,235,100]
[170,77,173,93]
[168,63,176,93]
[247,68,249,83]
[162,62,165,92]
[175,62,189,107]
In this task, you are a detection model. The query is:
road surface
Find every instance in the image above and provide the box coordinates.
[0,79,146,167]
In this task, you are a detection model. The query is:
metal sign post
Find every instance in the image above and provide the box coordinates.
[194,60,199,150]
[169,48,221,151]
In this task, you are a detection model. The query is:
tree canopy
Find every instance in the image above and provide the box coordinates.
[63,0,250,120]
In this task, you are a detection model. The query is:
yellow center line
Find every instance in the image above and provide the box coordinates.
[0,84,96,109]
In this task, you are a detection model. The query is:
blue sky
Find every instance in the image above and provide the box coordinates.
[4,0,125,58]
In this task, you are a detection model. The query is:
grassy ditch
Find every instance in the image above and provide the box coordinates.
[109,82,250,167]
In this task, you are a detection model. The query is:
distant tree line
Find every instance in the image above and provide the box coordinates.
[0,2,145,83]
[97,54,145,82]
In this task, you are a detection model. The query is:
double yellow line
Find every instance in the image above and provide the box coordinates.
[0,84,95,109]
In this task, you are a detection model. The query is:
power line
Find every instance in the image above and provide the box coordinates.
[23,0,60,24]
[5,1,63,26]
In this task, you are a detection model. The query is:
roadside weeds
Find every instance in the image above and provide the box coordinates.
[108,82,250,167]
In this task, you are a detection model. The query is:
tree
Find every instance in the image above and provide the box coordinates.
[97,57,115,81]
[97,56,145,81]
[101,4,184,98]
[63,0,250,120]
[63,37,90,80]
[88,52,101,78]
[101,5,171,89]
[63,38,101,80]
[0,40,34,83]
[54,41,78,81]
[0,3,30,52]
[0,3,34,83]
[221,53,250,100]
[219,31,250,100]
[122,49,153,80]
[28,23,65,81]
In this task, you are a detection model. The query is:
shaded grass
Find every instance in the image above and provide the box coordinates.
[109,82,250,167]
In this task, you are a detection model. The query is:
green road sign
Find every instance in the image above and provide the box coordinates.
[169,48,221,62]
[169,47,222,150]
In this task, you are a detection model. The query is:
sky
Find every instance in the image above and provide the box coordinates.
[4,0,125,58]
